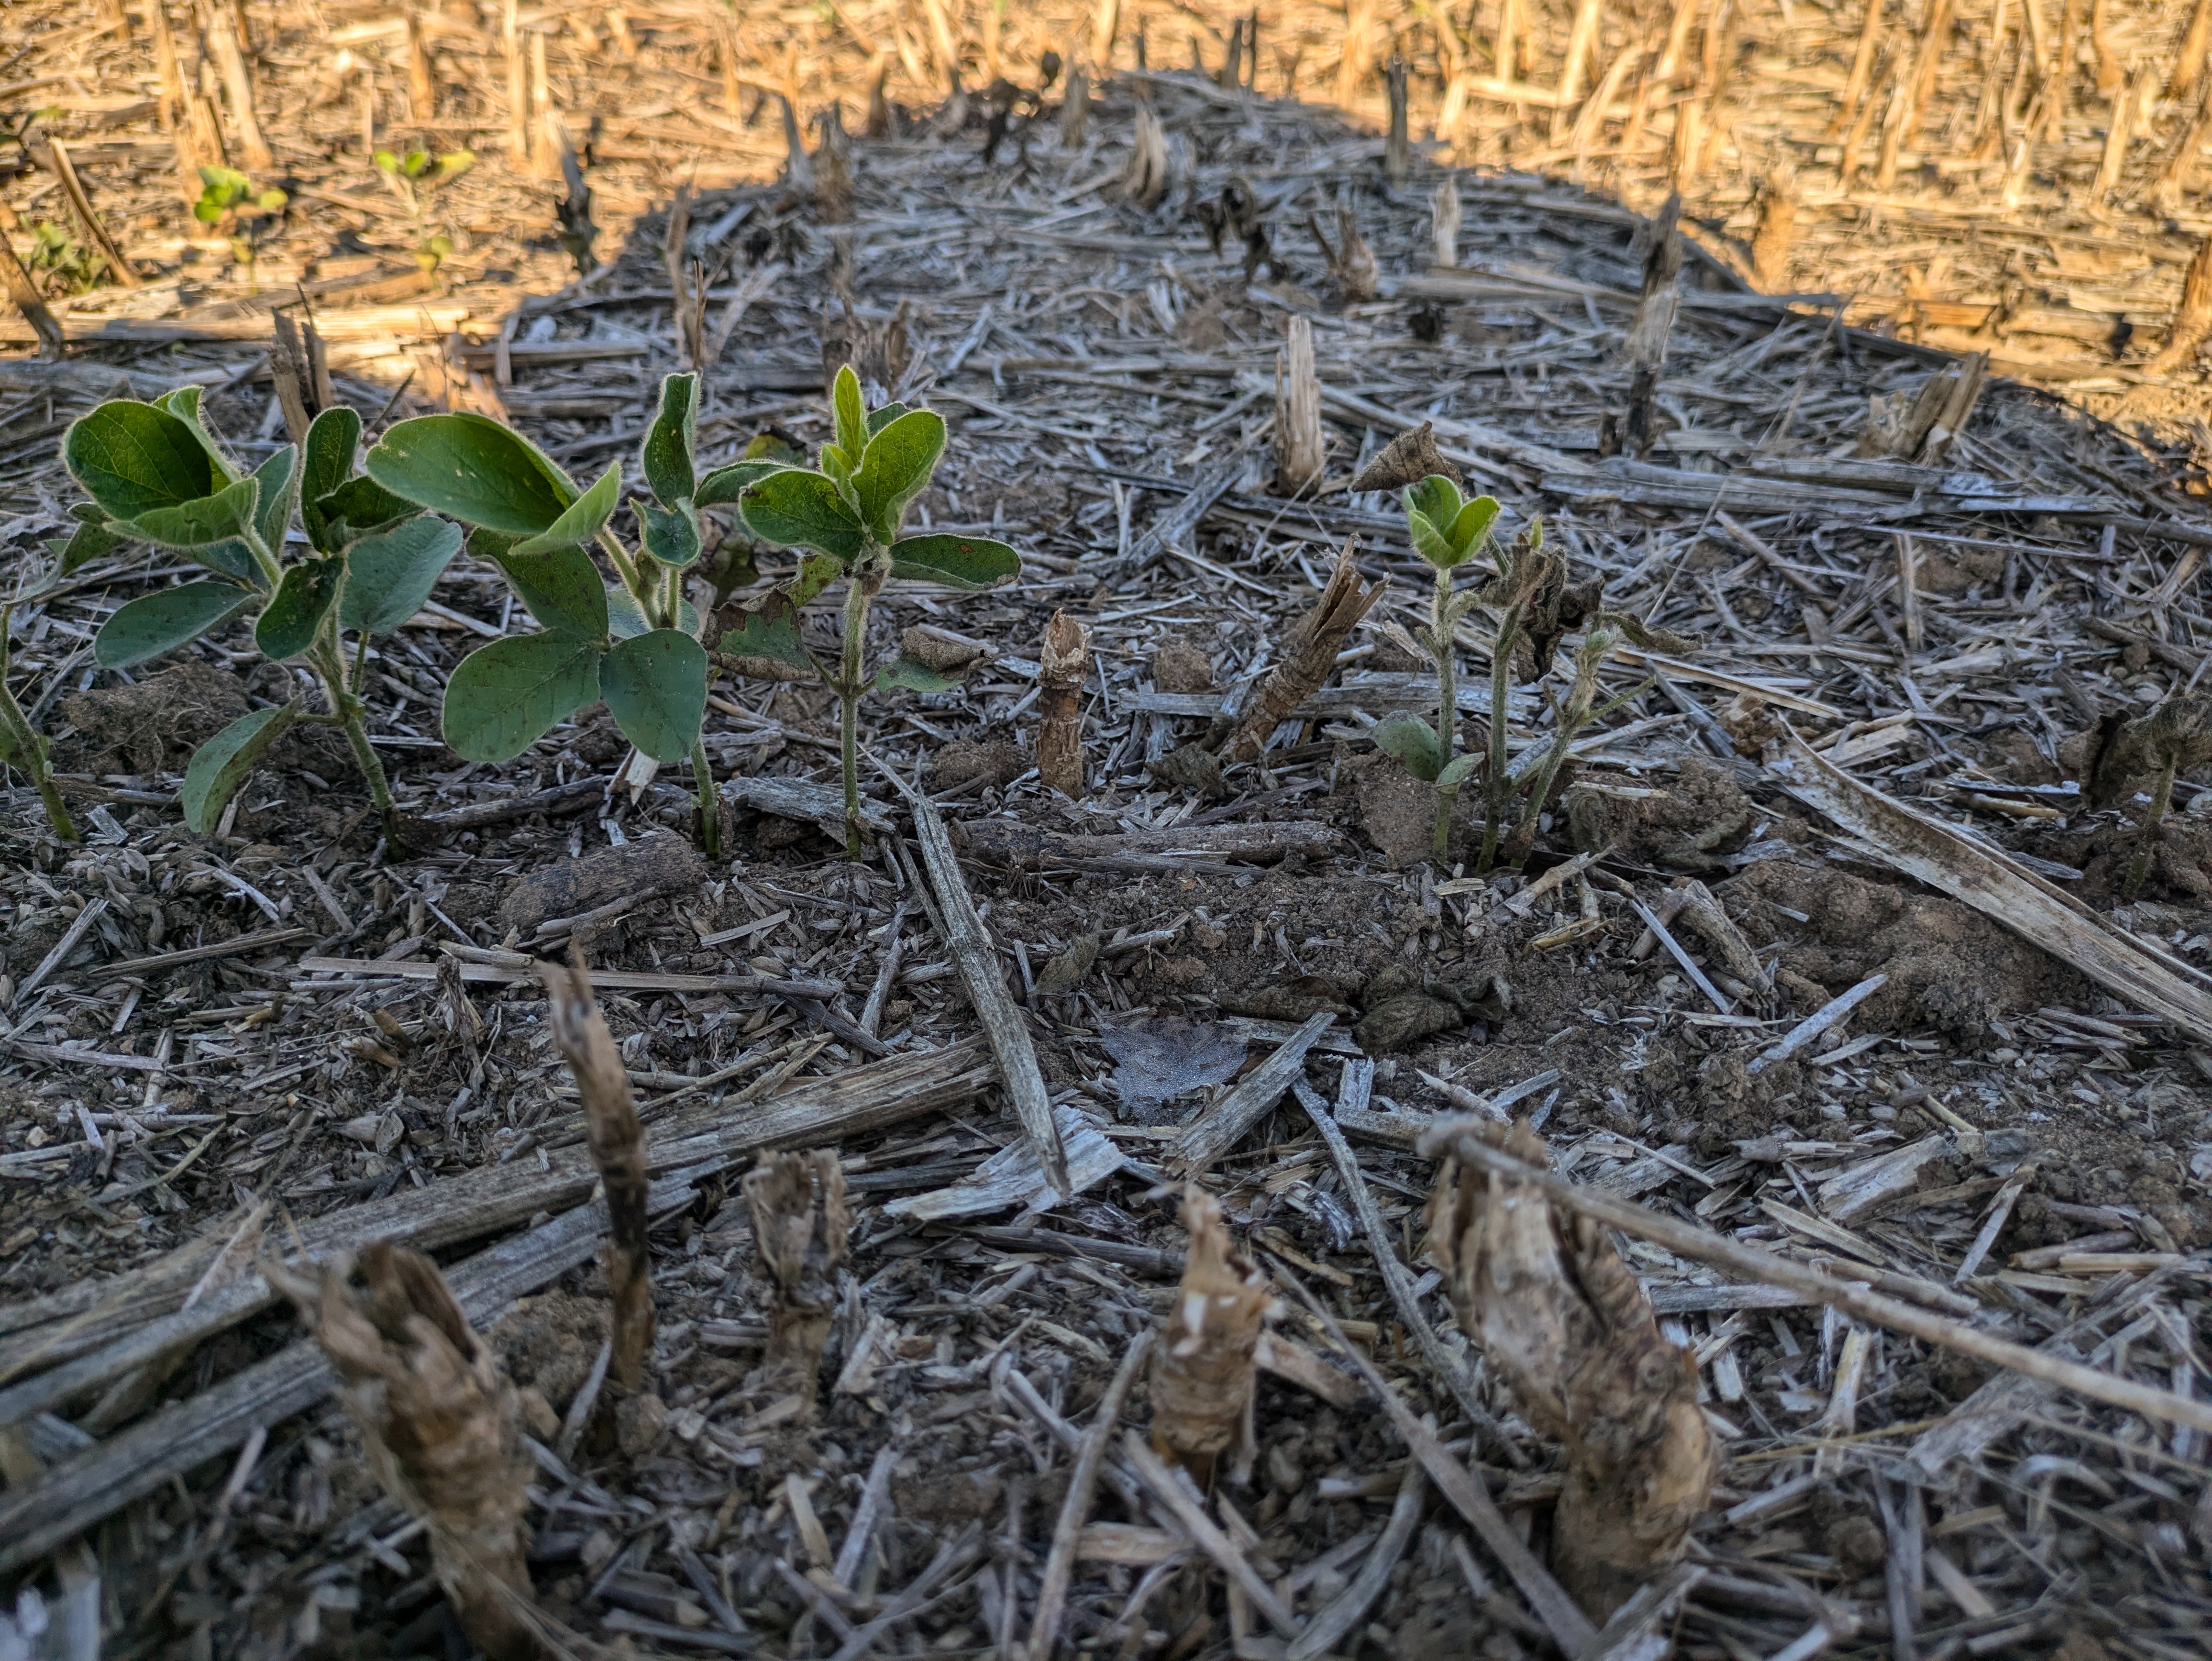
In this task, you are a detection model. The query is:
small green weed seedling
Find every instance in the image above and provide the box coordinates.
[24,222,101,295]
[718,363,1020,856]
[59,391,460,841]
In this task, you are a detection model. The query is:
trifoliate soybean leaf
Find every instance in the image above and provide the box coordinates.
[786,552,842,607]
[1407,508,1457,571]
[95,581,255,669]
[441,631,604,763]
[864,402,910,435]
[641,373,697,508]
[254,558,341,659]
[189,541,260,586]
[694,458,782,509]
[855,408,945,542]
[251,443,299,555]
[717,590,818,673]
[488,541,608,637]
[1436,753,1483,791]
[1404,474,1462,529]
[302,405,361,505]
[340,516,464,634]
[599,629,707,762]
[832,364,867,467]
[64,401,222,520]
[181,701,301,835]
[365,411,577,534]
[508,460,620,557]
[1448,495,1500,557]
[312,474,420,549]
[123,476,259,553]
[150,386,241,487]
[606,587,698,641]
[886,532,1019,590]
[737,468,865,563]
[638,495,701,568]
[818,443,853,489]
[875,655,962,694]
[1373,713,1444,783]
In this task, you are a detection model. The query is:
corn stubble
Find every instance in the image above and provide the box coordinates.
[274,1245,541,1661]
[744,1149,852,1411]
[1427,1123,1717,1619]
[1149,1187,1273,1485]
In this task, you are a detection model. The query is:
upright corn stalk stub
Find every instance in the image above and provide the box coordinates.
[744,1150,851,1413]
[1036,609,1090,798]
[1150,1187,1273,1486]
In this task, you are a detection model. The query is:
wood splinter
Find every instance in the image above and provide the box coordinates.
[1427,1121,1718,1620]
[1149,1186,1274,1485]
[1036,609,1091,798]
[1224,542,1386,761]
[743,1149,851,1410]
[271,1245,541,1661]
[1273,314,1326,497]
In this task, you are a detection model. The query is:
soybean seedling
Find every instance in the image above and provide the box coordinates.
[1372,473,1500,869]
[193,166,288,269]
[719,364,1021,856]
[59,393,465,842]
[372,145,474,273]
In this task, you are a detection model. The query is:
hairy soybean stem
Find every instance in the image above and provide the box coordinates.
[597,526,647,614]
[0,614,74,843]
[1430,564,1458,869]
[312,631,393,819]
[1476,602,1521,876]
[838,565,876,860]
[2124,758,2178,901]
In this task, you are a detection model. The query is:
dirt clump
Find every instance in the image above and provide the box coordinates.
[1564,757,1756,870]
[60,662,249,774]
[932,737,1028,790]
[1150,637,1215,693]
[1344,748,1480,868]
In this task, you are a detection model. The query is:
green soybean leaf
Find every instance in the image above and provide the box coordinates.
[251,444,300,555]
[181,701,301,834]
[95,581,254,668]
[441,632,604,763]
[301,405,362,506]
[1436,753,1483,791]
[488,541,608,637]
[122,476,260,554]
[717,590,819,673]
[694,458,783,508]
[1448,496,1500,558]
[599,629,707,762]
[1404,475,1462,528]
[786,552,842,607]
[1407,509,1457,571]
[864,402,910,435]
[365,411,577,534]
[1373,713,1444,783]
[254,558,341,659]
[607,587,698,641]
[854,408,946,542]
[831,364,867,467]
[339,516,465,634]
[737,468,865,563]
[312,475,420,549]
[638,495,701,568]
[875,655,962,694]
[64,401,221,520]
[39,516,125,588]
[886,532,1019,590]
[151,387,241,487]
[509,460,621,556]
[641,373,697,508]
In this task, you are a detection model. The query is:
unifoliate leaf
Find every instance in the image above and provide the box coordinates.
[365,411,577,535]
[599,629,707,761]
[63,401,222,520]
[737,468,865,563]
[508,460,621,556]
[1448,494,1500,558]
[251,443,299,555]
[832,364,867,467]
[488,541,608,637]
[855,408,946,542]
[441,632,604,763]
[122,476,259,553]
[254,558,341,659]
[1407,508,1457,571]
[151,386,241,487]
[717,590,819,673]
[95,581,255,668]
[41,517,125,587]
[339,516,464,634]
[1373,713,1444,783]
[312,475,420,549]
[181,701,301,834]
[607,587,699,641]
[786,552,842,607]
[864,402,910,435]
[886,532,1020,590]
[301,405,362,506]
[694,458,783,508]
[638,496,701,568]
[1404,474,1462,529]
[641,373,698,508]
[875,655,962,694]
[1436,753,1483,791]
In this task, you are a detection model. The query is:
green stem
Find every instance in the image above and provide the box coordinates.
[837,565,876,861]
[237,524,286,595]
[2123,759,2177,901]
[1430,564,1458,869]
[597,526,646,609]
[0,609,76,843]
[1476,602,1520,876]
[311,632,392,820]
[690,736,720,860]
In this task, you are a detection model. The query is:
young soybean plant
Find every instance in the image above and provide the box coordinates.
[57,391,462,841]
[719,364,1020,857]
[1372,474,1501,870]
[363,372,766,855]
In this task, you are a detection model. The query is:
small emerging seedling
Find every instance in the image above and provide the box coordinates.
[193,166,288,268]
[58,392,462,843]
[24,221,100,295]
[719,364,1020,856]
[373,145,473,273]
[1372,474,1500,869]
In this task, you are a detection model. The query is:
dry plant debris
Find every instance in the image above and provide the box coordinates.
[1148,1185,1274,1484]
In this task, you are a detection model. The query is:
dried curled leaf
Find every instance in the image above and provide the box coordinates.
[743,1149,851,1410]
[1349,421,1461,495]
[1150,1186,1274,1484]
[273,1244,538,1661]
[1427,1123,1717,1619]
